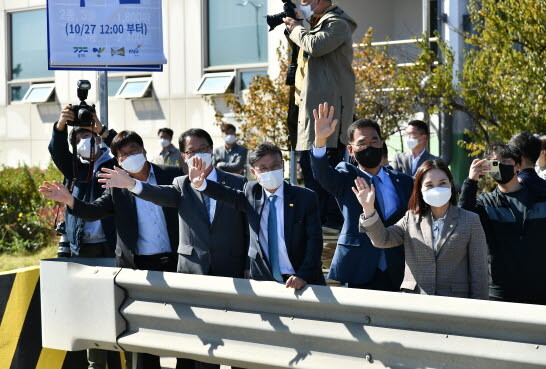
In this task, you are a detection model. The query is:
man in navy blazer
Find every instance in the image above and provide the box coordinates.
[311,103,413,291]
[190,143,325,288]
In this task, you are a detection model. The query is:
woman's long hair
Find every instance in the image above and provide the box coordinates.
[407,159,457,214]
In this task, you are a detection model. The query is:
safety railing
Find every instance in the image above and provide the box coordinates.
[40,259,546,369]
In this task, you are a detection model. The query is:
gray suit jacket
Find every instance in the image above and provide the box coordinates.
[136,169,248,278]
[360,205,488,299]
[213,144,248,174]
[392,150,438,176]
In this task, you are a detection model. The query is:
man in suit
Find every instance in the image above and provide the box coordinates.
[392,120,438,177]
[213,123,248,175]
[311,103,414,291]
[96,128,248,369]
[40,130,187,369]
[190,143,325,288]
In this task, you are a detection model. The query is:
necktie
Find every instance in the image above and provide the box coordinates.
[372,176,388,272]
[267,195,283,282]
[203,194,211,223]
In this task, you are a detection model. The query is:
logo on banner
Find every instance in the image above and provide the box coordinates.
[111,47,126,56]
[73,47,88,53]
[128,45,142,55]
[92,47,106,57]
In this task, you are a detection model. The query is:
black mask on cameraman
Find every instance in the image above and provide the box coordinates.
[492,163,516,185]
[354,146,383,169]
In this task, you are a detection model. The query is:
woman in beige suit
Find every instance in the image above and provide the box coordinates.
[354,159,488,299]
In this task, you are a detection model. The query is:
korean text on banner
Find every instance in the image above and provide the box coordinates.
[47,0,166,68]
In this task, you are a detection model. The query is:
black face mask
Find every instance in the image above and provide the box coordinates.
[492,163,515,185]
[354,146,383,169]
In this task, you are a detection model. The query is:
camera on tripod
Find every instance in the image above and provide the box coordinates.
[266,0,299,31]
[66,80,96,127]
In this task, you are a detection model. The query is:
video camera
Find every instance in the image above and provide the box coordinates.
[266,0,299,31]
[66,80,96,127]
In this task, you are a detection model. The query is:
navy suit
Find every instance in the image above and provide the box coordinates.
[311,154,413,286]
[203,180,326,285]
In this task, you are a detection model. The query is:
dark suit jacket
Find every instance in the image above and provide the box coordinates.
[392,150,438,176]
[311,154,414,285]
[136,169,248,278]
[518,168,546,196]
[48,123,118,251]
[203,180,326,285]
[69,163,183,268]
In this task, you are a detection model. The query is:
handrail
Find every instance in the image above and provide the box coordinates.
[40,259,546,369]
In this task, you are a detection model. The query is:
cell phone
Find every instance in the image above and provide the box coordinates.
[483,160,500,174]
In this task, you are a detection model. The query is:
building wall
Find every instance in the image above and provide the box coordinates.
[0,0,428,168]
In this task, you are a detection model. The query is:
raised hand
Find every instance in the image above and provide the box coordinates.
[39,181,75,208]
[352,177,376,218]
[98,166,135,189]
[189,157,207,189]
[313,102,338,148]
[469,159,489,181]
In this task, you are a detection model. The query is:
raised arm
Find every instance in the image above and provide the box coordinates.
[354,177,407,248]
[289,19,349,57]
[310,102,348,197]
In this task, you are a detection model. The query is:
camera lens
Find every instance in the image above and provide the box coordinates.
[78,108,93,127]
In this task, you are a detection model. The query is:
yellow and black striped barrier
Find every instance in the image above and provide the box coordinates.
[0,266,126,369]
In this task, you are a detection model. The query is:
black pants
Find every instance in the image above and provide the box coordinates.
[299,148,344,228]
[348,269,400,292]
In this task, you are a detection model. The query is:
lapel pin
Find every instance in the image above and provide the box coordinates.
[222,181,225,184]
[396,179,400,182]
[290,203,294,207]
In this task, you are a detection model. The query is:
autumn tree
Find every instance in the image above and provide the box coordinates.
[458,0,546,155]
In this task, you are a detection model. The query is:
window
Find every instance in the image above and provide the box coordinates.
[195,72,236,95]
[21,83,55,103]
[239,69,267,90]
[108,77,125,97]
[114,77,153,98]
[9,9,53,102]
[207,0,268,67]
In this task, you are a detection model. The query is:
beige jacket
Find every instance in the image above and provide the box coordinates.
[359,205,488,299]
[289,6,357,150]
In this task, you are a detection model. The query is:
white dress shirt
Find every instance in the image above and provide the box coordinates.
[259,183,295,275]
[130,165,171,256]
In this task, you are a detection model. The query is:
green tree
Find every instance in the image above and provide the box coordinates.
[458,0,546,155]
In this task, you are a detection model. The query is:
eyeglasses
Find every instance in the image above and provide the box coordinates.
[351,138,382,151]
[184,145,211,157]
[117,148,141,161]
[254,162,283,173]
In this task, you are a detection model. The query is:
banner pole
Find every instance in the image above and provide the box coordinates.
[98,71,108,128]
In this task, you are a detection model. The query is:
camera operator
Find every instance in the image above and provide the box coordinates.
[282,0,357,233]
[49,105,118,259]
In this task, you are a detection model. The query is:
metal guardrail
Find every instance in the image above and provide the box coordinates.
[40,259,546,369]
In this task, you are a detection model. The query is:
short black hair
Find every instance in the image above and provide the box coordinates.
[485,142,522,166]
[382,142,388,158]
[157,128,174,138]
[221,123,236,133]
[347,118,381,142]
[249,143,282,167]
[110,130,144,158]
[508,132,542,164]
[178,128,213,154]
[408,120,429,136]
[69,127,97,147]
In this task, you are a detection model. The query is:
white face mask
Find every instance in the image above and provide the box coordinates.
[406,137,421,150]
[77,137,100,159]
[188,152,213,169]
[224,134,236,145]
[159,138,171,148]
[422,187,452,208]
[257,169,284,190]
[121,153,147,173]
[300,1,318,19]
